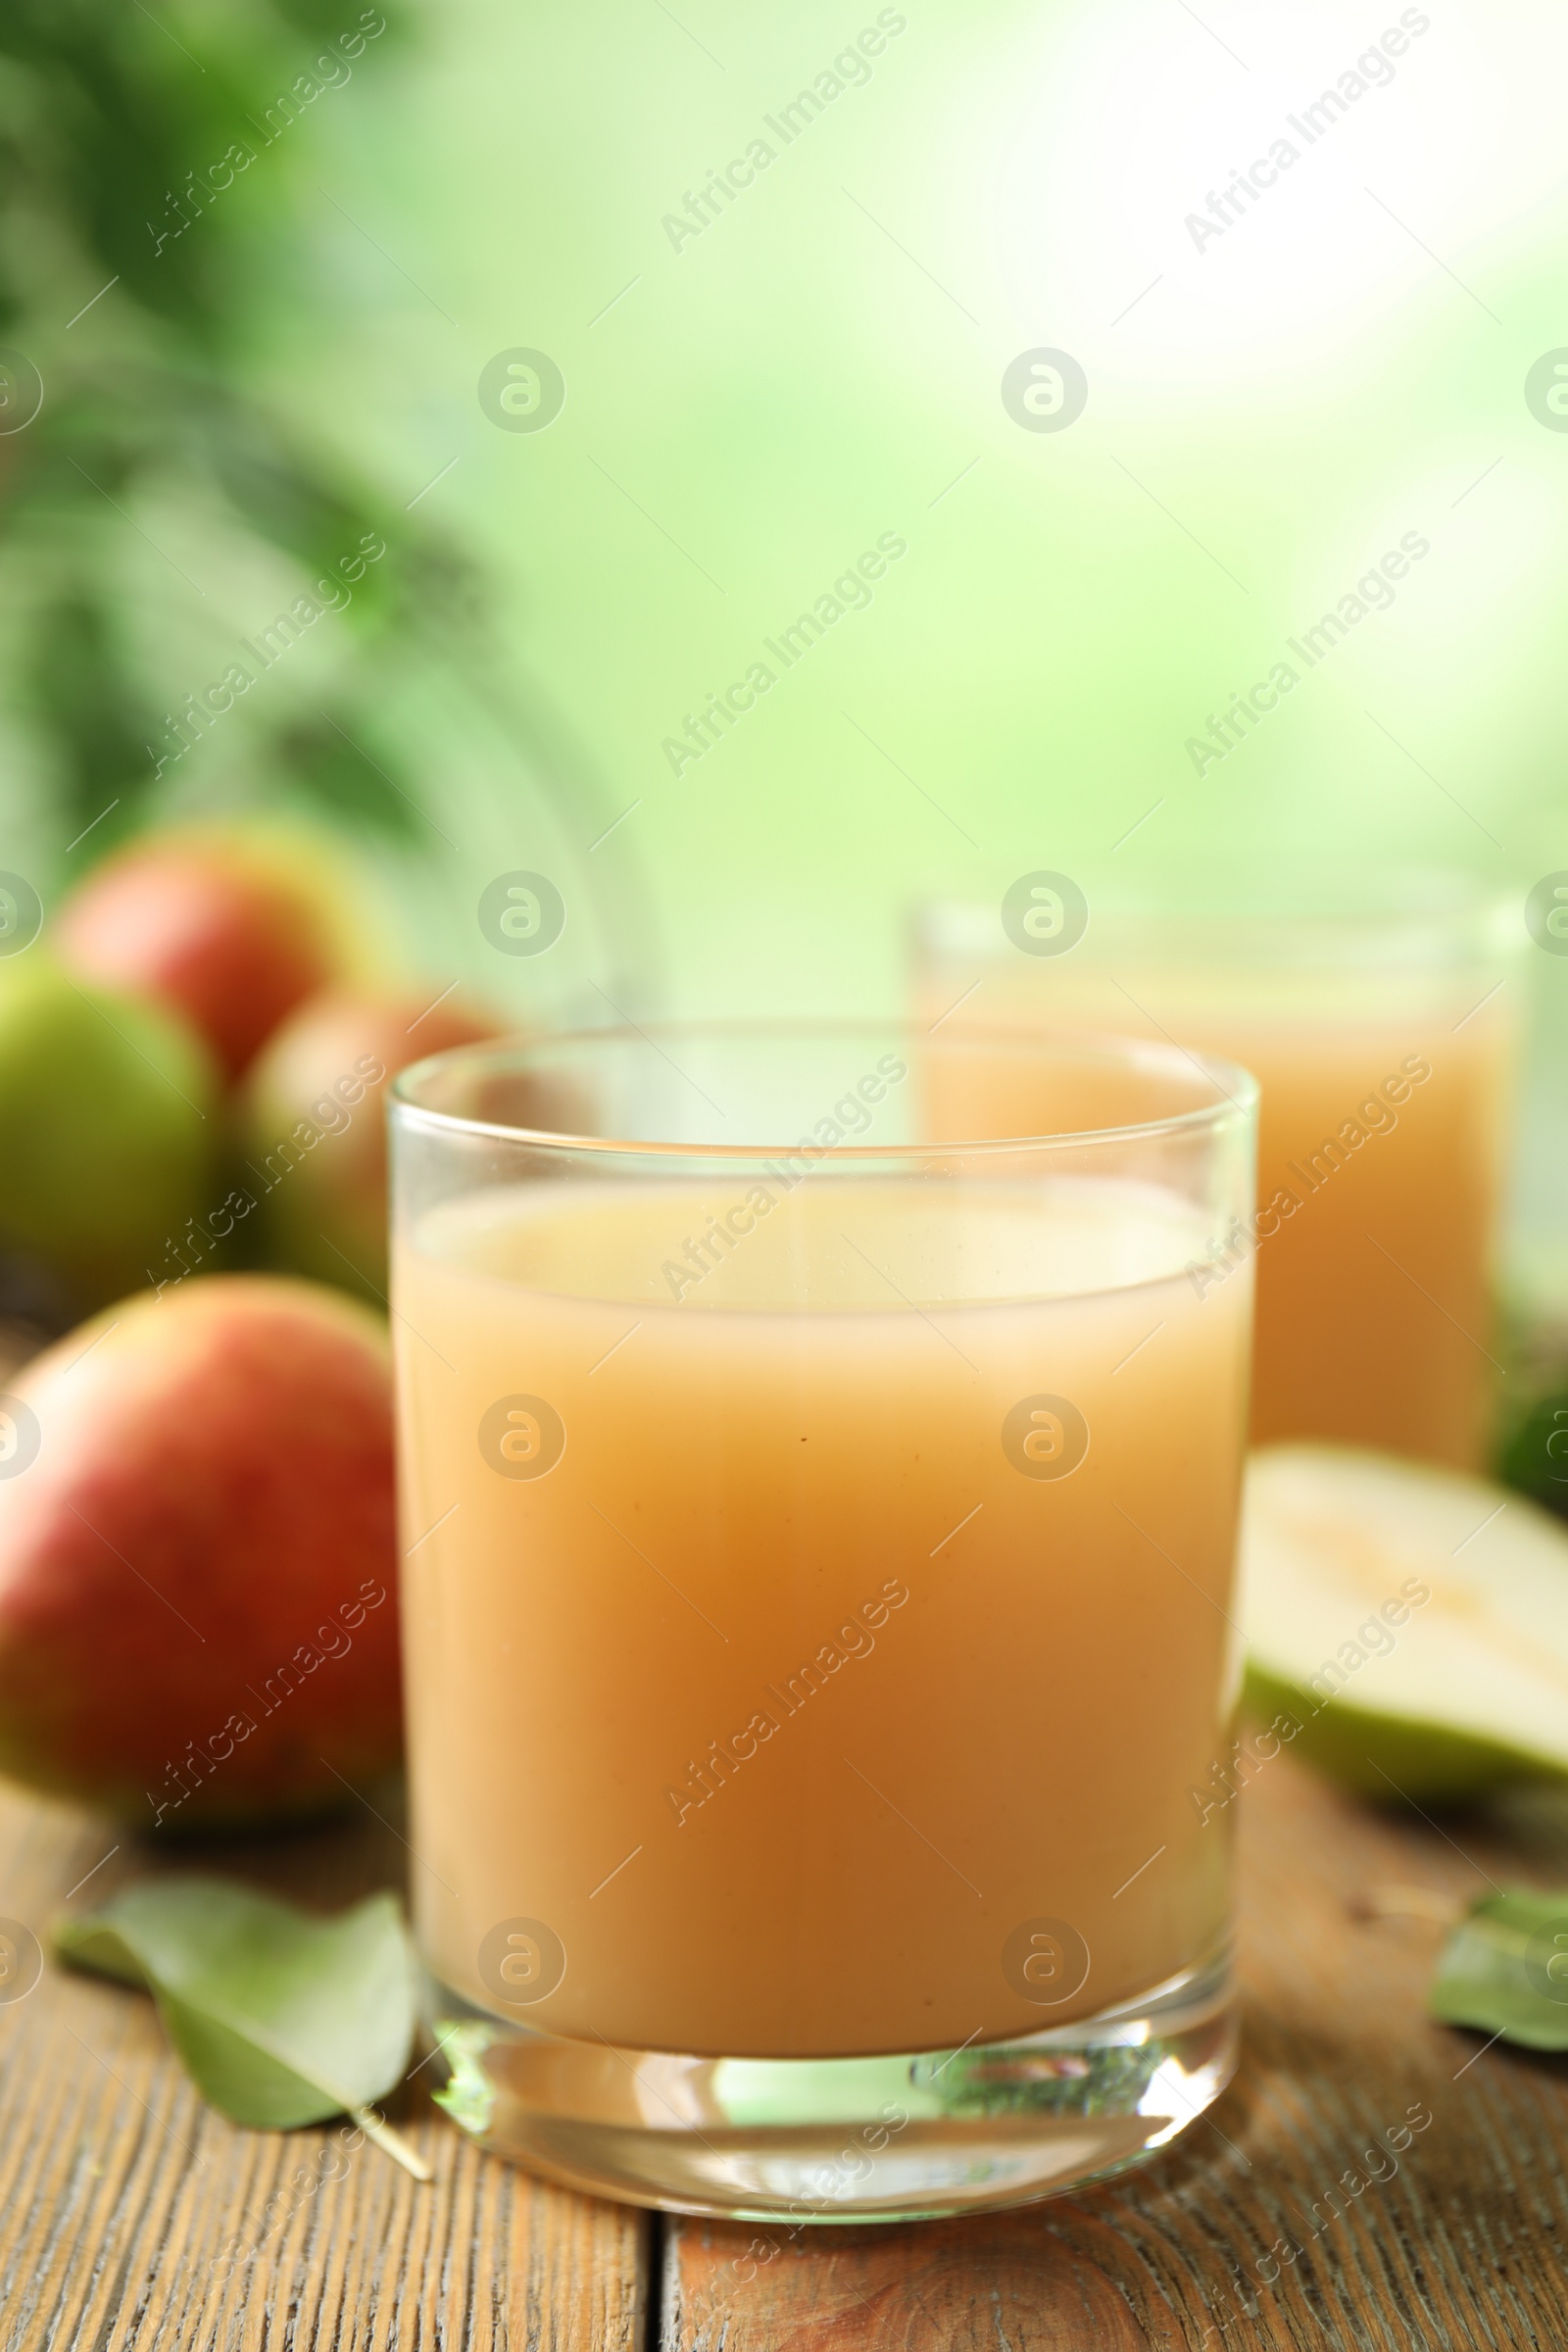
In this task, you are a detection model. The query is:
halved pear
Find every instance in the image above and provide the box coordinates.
[1241,1446,1568,1800]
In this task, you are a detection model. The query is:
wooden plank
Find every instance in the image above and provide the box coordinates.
[0,1784,648,2352]
[10,1745,1567,2349]
[662,1751,1568,2349]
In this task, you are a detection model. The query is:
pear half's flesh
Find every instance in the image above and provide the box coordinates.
[1241,1446,1568,1800]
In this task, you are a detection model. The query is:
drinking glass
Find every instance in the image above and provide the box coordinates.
[917,880,1520,1468]
[390,1022,1256,2221]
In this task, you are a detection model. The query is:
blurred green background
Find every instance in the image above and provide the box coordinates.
[3,0,1567,1276]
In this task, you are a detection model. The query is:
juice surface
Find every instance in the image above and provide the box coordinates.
[395,1175,1250,2058]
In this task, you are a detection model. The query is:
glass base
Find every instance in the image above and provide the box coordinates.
[425,1945,1237,2223]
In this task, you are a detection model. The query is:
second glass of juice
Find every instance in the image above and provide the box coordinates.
[391,1024,1256,2221]
[917,883,1519,1468]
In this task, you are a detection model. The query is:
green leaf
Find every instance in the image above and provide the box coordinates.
[26,590,159,851]
[273,712,424,840]
[1496,1384,1568,1528]
[1429,1888,1568,2052]
[55,1877,418,2128]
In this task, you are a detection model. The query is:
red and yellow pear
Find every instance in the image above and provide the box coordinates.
[0,1276,402,1827]
[240,990,498,1297]
[55,831,348,1085]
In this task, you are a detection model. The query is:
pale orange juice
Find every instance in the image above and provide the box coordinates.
[395,1173,1250,2060]
[919,911,1516,1468]
[1221,1012,1509,1462]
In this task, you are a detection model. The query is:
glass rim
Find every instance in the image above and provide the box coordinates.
[389,1018,1259,1161]
[916,868,1522,972]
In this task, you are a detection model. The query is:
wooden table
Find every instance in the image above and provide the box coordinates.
[4,1749,1566,2350]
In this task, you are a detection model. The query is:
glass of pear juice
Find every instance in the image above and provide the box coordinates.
[390,1024,1257,2222]
[916,881,1519,1471]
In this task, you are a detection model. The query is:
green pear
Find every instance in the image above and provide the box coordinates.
[0,957,217,1309]
[1242,1445,1568,1800]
